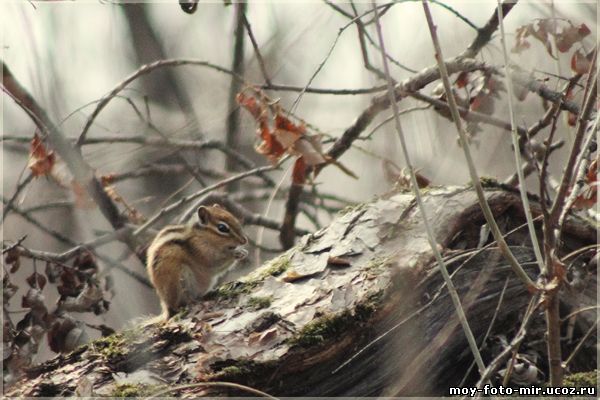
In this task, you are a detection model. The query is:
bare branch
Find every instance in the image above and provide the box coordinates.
[2,172,34,222]
[2,61,128,233]
[77,59,245,145]
[496,1,544,272]
[225,1,248,186]
[421,1,535,289]
[242,12,272,85]
[377,0,486,378]
[322,58,488,167]
[547,51,597,248]
[460,0,518,59]
[475,295,540,391]
[135,162,282,238]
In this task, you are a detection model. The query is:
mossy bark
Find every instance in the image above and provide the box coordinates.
[6,186,597,397]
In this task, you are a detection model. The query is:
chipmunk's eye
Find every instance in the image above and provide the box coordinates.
[217,222,230,234]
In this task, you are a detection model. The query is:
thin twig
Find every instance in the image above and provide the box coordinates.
[422,0,535,290]
[475,294,540,392]
[4,134,278,187]
[3,197,75,245]
[557,112,599,240]
[2,172,34,222]
[261,82,387,95]
[459,276,510,387]
[496,1,545,273]
[225,1,248,186]
[77,59,245,145]
[562,318,599,368]
[181,192,311,237]
[137,162,281,237]
[350,1,388,79]
[147,381,278,399]
[561,305,599,323]
[359,105,431,140]
[410,91,529,136]
[510,69,583,116]
[242,12,271,85]
[2,199,150,286]
[460,0,518,59]
[2,235,28,255]
[374,0,486,376]
[539,103,563,220]
[20,201,74,214]
[2,61,129,233]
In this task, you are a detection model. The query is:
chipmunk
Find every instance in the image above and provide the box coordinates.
[146,204,248,320]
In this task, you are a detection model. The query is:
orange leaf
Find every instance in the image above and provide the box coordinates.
[512,24,532,54]
[236,93,266,123]
[454,71,470,88]
[573,158,598,209]
[571,49,592,74]
[256,123,285,163]
[28,134,56,177]
[100,174,116,186]
[292,136,326,166]
[556,23,590,53]
[586,159,597,183]
[530,19,554,57]
[292,157,307,185]
[578,23,591,37]
[237,93,287,163]
[273,113,305,149]
[275,113,305,136]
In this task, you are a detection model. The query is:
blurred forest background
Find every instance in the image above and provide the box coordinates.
[1,0,597,366]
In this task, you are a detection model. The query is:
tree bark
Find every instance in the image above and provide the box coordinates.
[6,185,596,397]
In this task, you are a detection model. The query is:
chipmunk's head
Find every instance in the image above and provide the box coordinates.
[195,204,248,261]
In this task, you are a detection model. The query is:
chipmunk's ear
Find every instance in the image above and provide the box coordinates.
[211,203,222,209]
[197,206,211,225]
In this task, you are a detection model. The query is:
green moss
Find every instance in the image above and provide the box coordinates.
[563,370,598,388]
[212,358,277,382]
[355,290,384,319]
[288,290,384,347]
[257,254,291,278]
[479,176,500,188]
[110,383,141,398]
[365,256,394,272]
[206,280,256,301]
[91,333,127,359]
[247,296,272,310]
[289,311,353,347]
[110,383,163,398]
[207,254,292,301]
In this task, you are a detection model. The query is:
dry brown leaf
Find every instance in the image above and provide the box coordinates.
[556,23,590,53]
[570,49,592,74]
[28,134,56,177]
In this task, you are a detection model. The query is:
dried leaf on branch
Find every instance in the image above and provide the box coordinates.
[237,91,356,184]
[511,19,590,56]
[572,158,598,209]
[28,134,56,177]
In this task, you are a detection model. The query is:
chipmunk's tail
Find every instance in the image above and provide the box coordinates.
[128,309,169,329]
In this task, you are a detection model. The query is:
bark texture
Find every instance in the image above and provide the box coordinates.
[6,185,597,397]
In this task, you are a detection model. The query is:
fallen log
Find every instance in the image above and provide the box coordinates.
[6,184,597,397]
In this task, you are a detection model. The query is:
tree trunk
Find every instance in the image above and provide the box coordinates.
[6,184,597,397]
